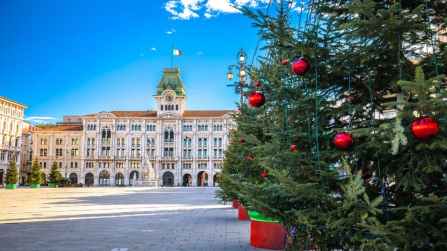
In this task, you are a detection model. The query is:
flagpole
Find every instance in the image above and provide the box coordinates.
[171,42,174,68]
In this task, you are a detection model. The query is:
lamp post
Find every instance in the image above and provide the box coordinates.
[226,49,249,105]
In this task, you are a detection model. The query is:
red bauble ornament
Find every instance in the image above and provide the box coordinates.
[290,144,298,152]
[240,138,245,144]
[260,170,268,178]
[333,132,353,150]
[281,59,289,65]
[291,58,311,75]
[248,91,265,108]
[255,81,262,88]
[411,117,440,140]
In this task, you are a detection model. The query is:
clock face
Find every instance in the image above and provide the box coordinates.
[166,95,173,102]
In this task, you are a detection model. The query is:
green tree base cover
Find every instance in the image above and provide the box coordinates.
[219,1,447,250]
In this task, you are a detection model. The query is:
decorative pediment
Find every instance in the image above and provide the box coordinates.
[96,112,116,119]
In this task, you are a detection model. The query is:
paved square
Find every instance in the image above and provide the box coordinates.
[0,187,269,251]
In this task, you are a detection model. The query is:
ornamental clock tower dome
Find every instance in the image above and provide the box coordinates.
[154,68,186,118]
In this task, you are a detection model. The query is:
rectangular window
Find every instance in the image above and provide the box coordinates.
[71,138,79,146]
[146,124,156,132]
[87,123,97,131]
[71,148,79,157]
[117,124,126,131]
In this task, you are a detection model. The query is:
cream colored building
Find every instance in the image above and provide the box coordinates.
[0,96,26,185]
[32,68,234,186]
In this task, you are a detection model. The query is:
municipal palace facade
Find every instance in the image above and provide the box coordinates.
[0,68,234,187]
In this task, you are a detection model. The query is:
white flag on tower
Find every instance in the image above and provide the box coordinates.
[173,48,183,56]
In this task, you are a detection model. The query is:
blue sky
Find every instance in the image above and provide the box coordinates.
[1,0,281,123]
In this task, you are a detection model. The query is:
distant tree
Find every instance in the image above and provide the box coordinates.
[30,160,42,185]
[5,160,18,185]
[48,162,62,184]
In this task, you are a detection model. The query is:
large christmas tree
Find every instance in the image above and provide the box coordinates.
[220,0,446,250]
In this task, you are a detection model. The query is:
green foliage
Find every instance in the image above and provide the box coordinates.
[30,160,42,185]
[48,162,62,184]
[220,0,446,250]
[5,160,18,184]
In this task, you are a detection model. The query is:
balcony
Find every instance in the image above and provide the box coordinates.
[129,155,142,160]
[101,139,112,145]
[161,156,176,160]
[98,155,113,160]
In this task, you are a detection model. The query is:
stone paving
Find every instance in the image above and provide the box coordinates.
[0,187,270,251]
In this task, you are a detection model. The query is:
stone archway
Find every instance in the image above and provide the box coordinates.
[85,173,94,186]
[129,171,139,186]
[182,174,192,186]
[197,171,208,187]
[98,170,110,186]
[162,172,174,187]
[115,172,125,186]
[69,173,78,184]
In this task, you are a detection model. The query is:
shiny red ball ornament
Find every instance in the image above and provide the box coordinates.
[333,132,353,150]
[281,59,289,65]
[248,91,265,108]
[260,170,268,178]
[291,57,311,75]
[290,144,298,152]
[411,117,440,140]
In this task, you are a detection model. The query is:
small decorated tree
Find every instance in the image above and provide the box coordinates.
[5,160,18,189]
[30,160,42,188]
[48,162,62,187]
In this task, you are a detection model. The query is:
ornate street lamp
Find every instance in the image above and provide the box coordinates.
[226,48,249,105]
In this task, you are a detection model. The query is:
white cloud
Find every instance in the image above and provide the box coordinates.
[151,47,157,51]
[164,0,270,20]
[25,116,56,125]
[165,28,176,35]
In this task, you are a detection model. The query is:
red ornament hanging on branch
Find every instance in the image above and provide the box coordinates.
[411,117,440,140]
[255,80,262,88]
[333,132,353,150]
[281,59,289,65]
[290,144,298,152]
[260,170,268,178]
[248,91,265,108]
[240,138,245,144]
[291,58,311,75]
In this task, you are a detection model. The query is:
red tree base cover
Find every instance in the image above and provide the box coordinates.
[232,199,240,209]
[238,205,249,220]
[250,221,286,250]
